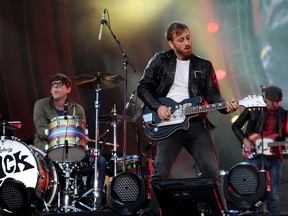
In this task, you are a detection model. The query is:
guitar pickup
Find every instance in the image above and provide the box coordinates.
[143,113,153,123]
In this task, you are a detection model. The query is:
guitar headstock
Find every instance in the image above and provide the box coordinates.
[238,95,266,108]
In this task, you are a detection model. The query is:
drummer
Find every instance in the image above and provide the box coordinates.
[33,73,86,149]
[33,73,107,207]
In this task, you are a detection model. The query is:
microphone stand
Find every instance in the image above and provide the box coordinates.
[260,88,266,170]
[130,98,144,179]
[102,18,136,172]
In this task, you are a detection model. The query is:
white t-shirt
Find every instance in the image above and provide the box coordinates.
[166,59,190,102]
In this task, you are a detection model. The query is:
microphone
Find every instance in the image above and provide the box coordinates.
[125,91,136,109]
[98,9,106,40]
[63,100,69,116]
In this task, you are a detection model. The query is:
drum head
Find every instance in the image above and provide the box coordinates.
[0,137,39,188]
[47,144,86,162]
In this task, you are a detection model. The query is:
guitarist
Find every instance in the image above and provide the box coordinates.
[137,21,239,213]
[232,86,288,214]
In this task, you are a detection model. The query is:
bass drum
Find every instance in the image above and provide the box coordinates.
[0,137,59,206]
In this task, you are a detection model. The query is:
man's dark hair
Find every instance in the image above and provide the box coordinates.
[165,21,189,41]
[49,73,72,87]
[264,86,283,102]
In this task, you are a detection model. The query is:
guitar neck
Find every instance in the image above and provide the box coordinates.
[268,141,288,147]
[184,101,228,115]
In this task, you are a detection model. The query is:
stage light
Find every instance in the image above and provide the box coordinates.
[107,171,148,216]
[207,22,220,33]
[0,178,36,216]
[224,162,270,211]
[215,69,227,80]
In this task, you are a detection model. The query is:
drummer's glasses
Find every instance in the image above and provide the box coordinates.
[51,81,65,88]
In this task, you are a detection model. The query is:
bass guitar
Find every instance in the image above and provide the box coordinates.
[242,133,288,159]
[142,95,266,140]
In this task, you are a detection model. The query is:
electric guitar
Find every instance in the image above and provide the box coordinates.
[142,95,266,140]
[242,133,288,159]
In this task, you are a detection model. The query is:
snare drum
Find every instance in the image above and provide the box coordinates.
[116,154,153,180]
[0,137,58,205]
[47,115,87,162]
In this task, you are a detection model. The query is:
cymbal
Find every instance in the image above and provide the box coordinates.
[99,114,132,124]
[74,72,124,89]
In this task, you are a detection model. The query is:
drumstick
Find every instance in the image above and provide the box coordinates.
[73,106,76,116]
[87,139,118,146]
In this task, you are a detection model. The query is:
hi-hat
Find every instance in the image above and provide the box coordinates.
[99,114,132,124]
[74,72,124,89]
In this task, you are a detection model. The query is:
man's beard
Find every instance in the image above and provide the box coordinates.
[175,47,192,60]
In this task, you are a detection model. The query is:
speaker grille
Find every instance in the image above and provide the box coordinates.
[0,178,28,211]
[229,165,259,195]
[112,172,140,202]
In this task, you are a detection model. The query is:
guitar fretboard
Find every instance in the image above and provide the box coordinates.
[184,102,228,115]
[268,141,288,147]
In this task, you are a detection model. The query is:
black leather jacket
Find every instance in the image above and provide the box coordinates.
[232,106,288,143]
[137,49,227,116]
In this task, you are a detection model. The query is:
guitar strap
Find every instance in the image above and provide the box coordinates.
[194,70,205,96]
[194,70,205,87]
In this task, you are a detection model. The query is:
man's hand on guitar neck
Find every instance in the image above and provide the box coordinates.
[157,105,171,120]
[226,99,239,113]
[243,137,255,152]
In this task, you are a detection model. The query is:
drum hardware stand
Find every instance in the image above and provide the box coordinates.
[75,85,102,211]
[110,104,119,177]
[0,120,21,137]
[56,110,83,212]
[51,160,82,213]
[54,155,78,212]
[1,120,6,136]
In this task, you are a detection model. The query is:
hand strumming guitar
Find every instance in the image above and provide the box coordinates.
[243,137,255,152]
[157,105,171,120]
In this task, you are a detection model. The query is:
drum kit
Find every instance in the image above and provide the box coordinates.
[0,72,153,214]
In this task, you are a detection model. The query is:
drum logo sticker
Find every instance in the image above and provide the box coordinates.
[0,150,35,185]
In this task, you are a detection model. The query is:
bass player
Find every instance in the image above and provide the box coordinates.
[232,85,288,214]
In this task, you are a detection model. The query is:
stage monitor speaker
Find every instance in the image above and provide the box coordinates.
[0,178,36,216]
[224,162,270,211]
[151,177,223,216]
[107,171,148,216]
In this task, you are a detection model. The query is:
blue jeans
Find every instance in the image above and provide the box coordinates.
[249,156,282,213]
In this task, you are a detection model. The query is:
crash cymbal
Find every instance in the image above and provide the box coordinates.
[99,114,132,124]
[74,72,124,89]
